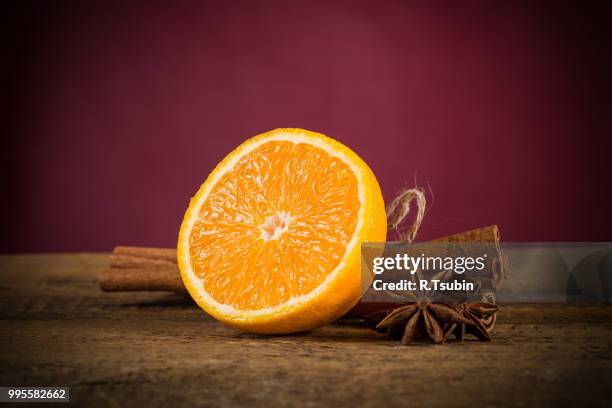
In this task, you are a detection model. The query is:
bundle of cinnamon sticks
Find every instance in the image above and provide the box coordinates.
[99,225,507,317]
[101,246,185,293]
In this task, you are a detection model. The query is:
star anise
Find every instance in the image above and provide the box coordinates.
[365,301,499,345]
[443,301,498,342]
[365,301,474,345]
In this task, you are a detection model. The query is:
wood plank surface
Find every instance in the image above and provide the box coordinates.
[1,254,611,407]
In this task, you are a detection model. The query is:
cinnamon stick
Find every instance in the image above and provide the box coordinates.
[99,266,184,293]
[99,225,505,316]
[345,225,504,317]
[100,247,184,293]
[112,246,177,263]
[431,224,500,243]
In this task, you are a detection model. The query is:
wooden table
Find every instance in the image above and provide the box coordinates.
[1,254,611,407]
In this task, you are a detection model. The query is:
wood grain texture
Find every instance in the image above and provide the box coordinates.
[1,254,611,407]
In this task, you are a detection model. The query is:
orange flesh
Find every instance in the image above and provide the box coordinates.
[189,141,360,310]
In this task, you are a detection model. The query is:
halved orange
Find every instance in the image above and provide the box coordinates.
[178,128,386,333]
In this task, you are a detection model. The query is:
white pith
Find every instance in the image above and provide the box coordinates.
[259,211,293,242]
[179,130,366,320]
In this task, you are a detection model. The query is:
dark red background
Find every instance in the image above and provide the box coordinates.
[3,0,612,252]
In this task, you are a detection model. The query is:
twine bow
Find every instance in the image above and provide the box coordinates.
[386,187,426,243]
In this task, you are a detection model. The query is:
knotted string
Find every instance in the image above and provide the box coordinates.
[386,187,426,243]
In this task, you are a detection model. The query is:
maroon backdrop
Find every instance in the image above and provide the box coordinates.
[3,0,612,252]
